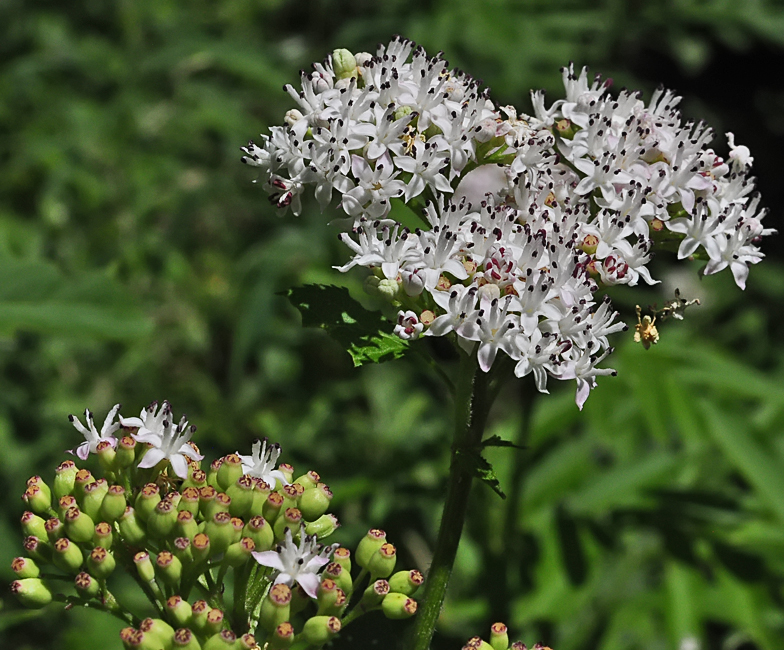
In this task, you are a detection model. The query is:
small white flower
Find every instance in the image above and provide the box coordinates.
[129,401,203,479]
[68,404,121,460]
[394,310,423,340]
[252,526,338,598]
[237,438,288,489]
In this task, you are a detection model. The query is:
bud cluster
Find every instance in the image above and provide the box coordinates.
[242,37,772,408]
[11,401,422,648]
[463,622,552,650]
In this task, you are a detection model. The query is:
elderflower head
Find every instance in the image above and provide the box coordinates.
[252,525,338,598]
[68,404,121,459]
[244,38,772,408]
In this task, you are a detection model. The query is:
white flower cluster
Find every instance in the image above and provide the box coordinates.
[242,38,771,408]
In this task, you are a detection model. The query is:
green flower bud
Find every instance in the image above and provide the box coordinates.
[554,117,578,139]
[53,461,78,500]
[356,529,386,568]
[75,571,100,599]
[333,49,358,80]
[377,278,400,301]
[332,546,351,573]
[172,627,202,650]
[12,557,40,579]
[81,479,109,522]
[73,469,95,504]
[177,510,199,541]
[192,533,211,565]
[45,517,64,544]
[118,507,147,546]
[360,579,389,609]
[243,516,274,552]
[489,622,509,650]
[22,484,51,516]
[165,595,193,628]
[278,463,294,484]
[381,592,418,619]
[259,583,291,633]
[262,491,284,523]
[227,476,254,518]
[267,622,295,650]
[249,478,272,517]
[21,511,47,540]
[156,551,182,588]
[135,484,161,522]
[96,439,117,472]
[323,561,353,596]
[190,600,211,634]
[203,630,239,650]
[178,487,201,516]
[11,578,53,608]
[368,542,397,579]
[204,607,225,636]
[299,483,333,521]
[217,454,243,492]
[148,499,179,539]
[115,435,137,469]
[181,467,208,491]
[273,507,302,541]
[173,537,193,565]
[394,105,414,121]
[206,459,223,490]
[204,512,234,556]
[134,551,156,583]
[364,274,382,297]
[23,536,51,564]
[225,537,255,568]
[304,513,339,540]
[301,615,341,645]
[53,537,84,574]
[64,507,96,544]
[388,569,425,596]
[101,485,127,523]
[293,470,321,490]
[139,617,176,650]
[87,546,116,580]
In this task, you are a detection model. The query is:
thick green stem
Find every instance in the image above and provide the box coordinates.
[409,351,492,650]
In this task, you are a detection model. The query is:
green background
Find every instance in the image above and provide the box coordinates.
[2,0,784,648]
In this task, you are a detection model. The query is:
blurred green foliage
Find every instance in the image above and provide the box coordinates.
[1,0,784,648]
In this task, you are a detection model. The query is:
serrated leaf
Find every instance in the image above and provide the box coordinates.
[455,448,506,499]
[481,434,526,450]
[283,284,410,367]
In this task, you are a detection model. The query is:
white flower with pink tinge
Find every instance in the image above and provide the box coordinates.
[68,404,121,460]
[122,401,203,479]
[237,438,288,489]
[252,526,338,598]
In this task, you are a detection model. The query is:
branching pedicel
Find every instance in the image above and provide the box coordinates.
[242,36,771,408]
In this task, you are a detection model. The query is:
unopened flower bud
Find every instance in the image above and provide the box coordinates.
[148,499,178,539]
[301,615,341,645]
[165,595,193,628]
[22,484,51,516]
[333,49,358,80]
[299,483,332,520]
[356,528,386,568]
[217,454,243,492]
[172,627,202,650]
[243,516,274,552]
[394,105,413,121]
[21,512,47,540]
[101,485,127,523]
[381,591,418,619]
[64,506,95,544]
[259,583,291,632]
[12,557,40,579]
[226,475,254,518]
[304,513,340,539]
[135,484,161,522]
[53,537,84,574]
[81,479,109,522]
[115,435,137,469]
[74,571,100,598]
[263,491,284,523]
[388,569,425,595]
[87,546,116,579]
[11,578,53,608]
[377,278,400,301]
[284,109,304,127]
[489,622,509,650]
[118,507,147,546]
[53,461,78,500]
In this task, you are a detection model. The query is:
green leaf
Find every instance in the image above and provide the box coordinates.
[283,284,410,367]
[481,434,526,450]
[455,447,506,499]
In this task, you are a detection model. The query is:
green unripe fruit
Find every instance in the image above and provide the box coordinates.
[192,533,211,565]
[293,470,320,490]
[360,579,390,609]
[100,485,127,523]
[172,627,202,650]
[11,557,40,579]
[278,463,294,484]
[118,507,147,546]
[53,537,84,574]
[227,475,254,518]
[249,478,272,517]
[207,458,223,490]
[262,491,284,523]
[243,516,274,552]
[301,615,341,645]
[74,571,100,598]
[225,537,255,567]
[139,617,176,650]
[22,484,51,516]
[203,630,239,650]
[178,487,201,516]
[45,517,64,544]
[273,507,302,541]
[216,454,243,492]
[173,536,193,565]
[11,578,53,608]
[388,569,425,596]
[148,499,178,539]
[181,467,208,491]
[304,513,339,539]
[96,439,116,472]
[489,622,509,650]
[381,592,418,619]
[135,484,161,522]
[191,600,211,634]
[22,536,51,564]
[20,512,47,540]
[332,546,351,572]
[238,633,259,650]
[115,435,137,469]
[176,510,200,541]
[134,551,156,583]
[259,583,291,633]
[299,483,333,520]
[204,512,233,556]
[72,469,95,505]
[323,561,353,596]
[57,495,78,519]
[155,551,182,588]
[356,528,386,568]
[81,480,109,522]
[367,542,397,579]
[87,546,116,580]
[63,507,95,544]
[165,595,193,628]
[53,461,78,500]
[204,607,225,637]
[267,622,295,650]
[94,521,114,549]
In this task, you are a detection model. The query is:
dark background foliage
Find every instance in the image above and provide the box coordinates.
[2,1,784,648]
